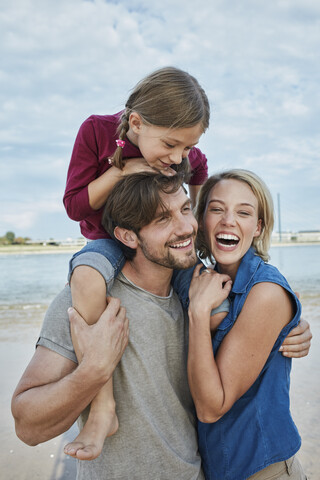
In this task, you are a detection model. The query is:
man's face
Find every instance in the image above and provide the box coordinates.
[137,187,198,270]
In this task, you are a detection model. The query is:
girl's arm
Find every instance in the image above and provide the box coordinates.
[187,147,208,207]
[87,158,159,210]
[63,118,157,220]
[188,273,295,423]
[188,184,202,208]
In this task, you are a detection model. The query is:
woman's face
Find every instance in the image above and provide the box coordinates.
[202,179,262,279]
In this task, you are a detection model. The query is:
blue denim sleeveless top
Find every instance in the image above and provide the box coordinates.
[198,248,302,480]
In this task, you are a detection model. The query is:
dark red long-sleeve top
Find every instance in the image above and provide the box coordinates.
[63,113,208,239]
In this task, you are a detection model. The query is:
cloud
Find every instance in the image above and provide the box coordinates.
[1,0,319,237]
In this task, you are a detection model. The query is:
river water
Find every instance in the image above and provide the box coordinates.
[1,245,319,329]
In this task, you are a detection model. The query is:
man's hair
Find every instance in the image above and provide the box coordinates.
[195,169,274,262]
[102,172,186,259]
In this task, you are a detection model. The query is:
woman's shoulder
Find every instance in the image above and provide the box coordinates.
[250,260,300,317]
[254,260,288,286]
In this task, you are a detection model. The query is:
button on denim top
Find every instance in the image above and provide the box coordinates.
[198,248,301,480]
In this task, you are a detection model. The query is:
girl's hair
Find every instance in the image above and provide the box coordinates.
[195,169,274,262]
[112,66,210,169]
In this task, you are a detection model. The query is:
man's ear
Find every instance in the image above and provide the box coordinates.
[129,112,143,135]
[114,226,139,249]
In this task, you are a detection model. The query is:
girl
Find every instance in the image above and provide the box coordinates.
[63,66,210,460]
[188,170,306,480]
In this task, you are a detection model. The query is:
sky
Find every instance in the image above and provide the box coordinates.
[1,0,319,240]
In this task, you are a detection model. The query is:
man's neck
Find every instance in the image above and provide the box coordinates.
[121,254,173,297]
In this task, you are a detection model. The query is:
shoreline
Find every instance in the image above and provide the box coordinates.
[0,245,83,255]
[1,241,320,256]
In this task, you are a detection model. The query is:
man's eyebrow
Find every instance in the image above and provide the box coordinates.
[153,208,171,220]
[182,198,192,208]
[154,199,191,219]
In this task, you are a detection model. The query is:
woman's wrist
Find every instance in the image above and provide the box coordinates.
[188,307,212,329]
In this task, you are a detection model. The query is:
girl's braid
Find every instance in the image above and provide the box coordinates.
[112,109,130,169]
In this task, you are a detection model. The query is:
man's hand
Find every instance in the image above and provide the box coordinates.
[68,297,129,381]
[279,319,312,358]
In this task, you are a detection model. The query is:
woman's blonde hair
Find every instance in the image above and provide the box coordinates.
[195,169,274,262]
[112,66,210,168]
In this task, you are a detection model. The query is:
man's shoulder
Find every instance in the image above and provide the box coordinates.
[37,285,77,363]
[46,285,72,314]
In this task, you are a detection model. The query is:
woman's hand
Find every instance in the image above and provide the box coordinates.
[188,264,232,320]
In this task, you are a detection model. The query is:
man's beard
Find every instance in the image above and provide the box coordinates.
[138,233,198,270]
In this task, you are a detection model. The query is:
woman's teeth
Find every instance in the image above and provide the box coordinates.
[216,234,239,246]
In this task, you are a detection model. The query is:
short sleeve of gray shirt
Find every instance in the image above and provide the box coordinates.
[37,252,116,362]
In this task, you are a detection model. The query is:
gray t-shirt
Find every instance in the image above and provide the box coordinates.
[37,255,204,480]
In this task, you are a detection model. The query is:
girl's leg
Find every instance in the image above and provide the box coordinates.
[63,264,120,461]
[64,378,118,460]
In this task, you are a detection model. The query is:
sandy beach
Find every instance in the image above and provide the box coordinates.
[0,311,318,479]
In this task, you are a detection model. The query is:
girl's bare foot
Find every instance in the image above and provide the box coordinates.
[64,411,118,460]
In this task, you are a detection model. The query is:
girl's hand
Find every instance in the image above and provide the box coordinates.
[156,165,177,176]
[123,158,177,176]
[188,264,232,319]
[122,157,156,175]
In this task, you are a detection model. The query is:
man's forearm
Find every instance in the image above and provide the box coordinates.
[12,355,107,445]
[12,300,129,446]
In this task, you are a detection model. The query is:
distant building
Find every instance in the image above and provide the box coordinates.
[272,230,320,244]
[26,237,86,247]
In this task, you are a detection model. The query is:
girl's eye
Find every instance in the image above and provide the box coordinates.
[165,143,174,148]
[209,208,222,213]
[239,211,250,216]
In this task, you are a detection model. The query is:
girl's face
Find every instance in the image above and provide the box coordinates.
[202,179,262,280]
[128,113,203,173]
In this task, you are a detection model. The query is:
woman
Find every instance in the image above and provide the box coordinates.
[188,169,306,480]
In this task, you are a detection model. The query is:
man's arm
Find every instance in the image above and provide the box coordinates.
[11,300,128,446]
[280,318,312,358]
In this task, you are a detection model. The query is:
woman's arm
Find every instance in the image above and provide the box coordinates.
[188,278,294,423]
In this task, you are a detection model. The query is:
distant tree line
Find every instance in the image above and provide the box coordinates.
[0,231,31,245]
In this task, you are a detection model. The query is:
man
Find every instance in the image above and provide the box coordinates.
[12,172,207,479]
[12,172,311,480]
